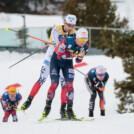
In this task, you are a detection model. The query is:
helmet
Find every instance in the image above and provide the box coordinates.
[96,65,106,74]
[8,86,17,95]
[76,28,88,38]
[65,14,77,25]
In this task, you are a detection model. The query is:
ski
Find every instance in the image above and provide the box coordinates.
[55,118,92,121]
[38,117,94,122]
[16,108,26,114]
[38,116,48,121]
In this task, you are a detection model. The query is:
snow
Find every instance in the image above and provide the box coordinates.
[0,13,63,28]
[0,51,133,134]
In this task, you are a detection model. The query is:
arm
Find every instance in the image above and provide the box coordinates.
[85,72,97,93]
[12,94,22,109]
[50,27,59,45]
[95,73,109,91]
[76,43,89,63]
[57,38,67,59]
[1,95,11,111]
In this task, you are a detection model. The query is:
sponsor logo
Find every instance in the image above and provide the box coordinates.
[44,60,50,66]
[69,69,74,73]
[51,68,58,75]
[69,74,74,78]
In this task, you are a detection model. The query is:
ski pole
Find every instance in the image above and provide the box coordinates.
[74,68,86,76]
[9,44,49,69]
[5,27,51,44]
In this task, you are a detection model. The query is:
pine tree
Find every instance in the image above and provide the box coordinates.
[63,0,134,113]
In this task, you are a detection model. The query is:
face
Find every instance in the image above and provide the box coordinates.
[96,73,105,81]
[76,38,88,47]
[64,23,75,32]
[9,94,16,101]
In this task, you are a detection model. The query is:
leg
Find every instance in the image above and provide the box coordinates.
[62,62,75,119]
[10,109,18,122]
[42,53,60,117]
[3,111,10,122]
[30,63,50,97]
[21,64,50,110]
[84,76,97,117]
[60,69,67,106]
[98,91,105,116]
[21,46,54,110]
[89,91,97,117]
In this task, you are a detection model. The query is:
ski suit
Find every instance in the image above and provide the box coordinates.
[46,36,89,107]
[1,91,22,122]
[29,25,76,105]
[84,68,109,112]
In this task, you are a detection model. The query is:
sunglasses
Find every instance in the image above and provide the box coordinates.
[9,94,16,97]
[66,23,75,28]
[97,74,105,77]
[78,38,88,42]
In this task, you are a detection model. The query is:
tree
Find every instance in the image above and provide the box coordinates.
[63,0,134,114]
[0,0,30,13]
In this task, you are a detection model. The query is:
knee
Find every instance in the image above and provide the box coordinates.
[49,83,58,93]
[91,93,97,100]
[66,82,73,92]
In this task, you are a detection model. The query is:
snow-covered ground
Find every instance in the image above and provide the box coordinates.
[0,51,133,134]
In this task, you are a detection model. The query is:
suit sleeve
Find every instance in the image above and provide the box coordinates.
[85,72,97,93]
[50,27,59,45]
[1,95,10,110]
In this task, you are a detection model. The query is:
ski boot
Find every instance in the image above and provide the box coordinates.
[21,96,33,110]
[100,110,105,116]
[3,117,8,122]
[12,115,18,122]
[89,110,94,117]
[60,104,68,118]
[42,100,52,118]
[67,106,76,119]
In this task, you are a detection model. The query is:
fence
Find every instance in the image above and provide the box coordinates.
[0,26,132,49]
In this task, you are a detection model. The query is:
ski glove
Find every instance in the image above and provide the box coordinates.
[94,81,104,91]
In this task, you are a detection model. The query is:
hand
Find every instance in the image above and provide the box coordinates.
[12,102,18,109]
[94,81,104,89]
[5,106,11,111]
[57,52,62,60]
[75,57,82,63]
[77,48,85,57]
[7,102,12,109]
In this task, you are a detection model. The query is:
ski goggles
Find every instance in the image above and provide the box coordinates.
[97,73,105,77]
[66,23,75,28]
[78,38,88,42]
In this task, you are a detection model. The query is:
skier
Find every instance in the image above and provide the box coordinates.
[84,65,109,117]
[39,28,89,120]
[0,86,22,122]
[21,14,77,113]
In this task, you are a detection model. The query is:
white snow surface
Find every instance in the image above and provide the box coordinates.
[0,51,133,134]
[0,13,63,28]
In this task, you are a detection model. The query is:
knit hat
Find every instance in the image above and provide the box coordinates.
[8,86,17,95]
[76,28,88,38]
[65,14,77,25]
[96,65,106,74]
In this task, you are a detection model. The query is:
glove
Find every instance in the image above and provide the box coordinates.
[75,57,82,63]
[5,106,11,111]
[77,48,85,58]
[7,102,12,109]
[12,102,18,109]
[94,81,104,91]
[57,52,63,60]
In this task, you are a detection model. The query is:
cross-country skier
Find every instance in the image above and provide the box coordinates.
[0,87,22,122]
[84,65,109,117]
[21,14,77,113]
[39,28,89,120]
